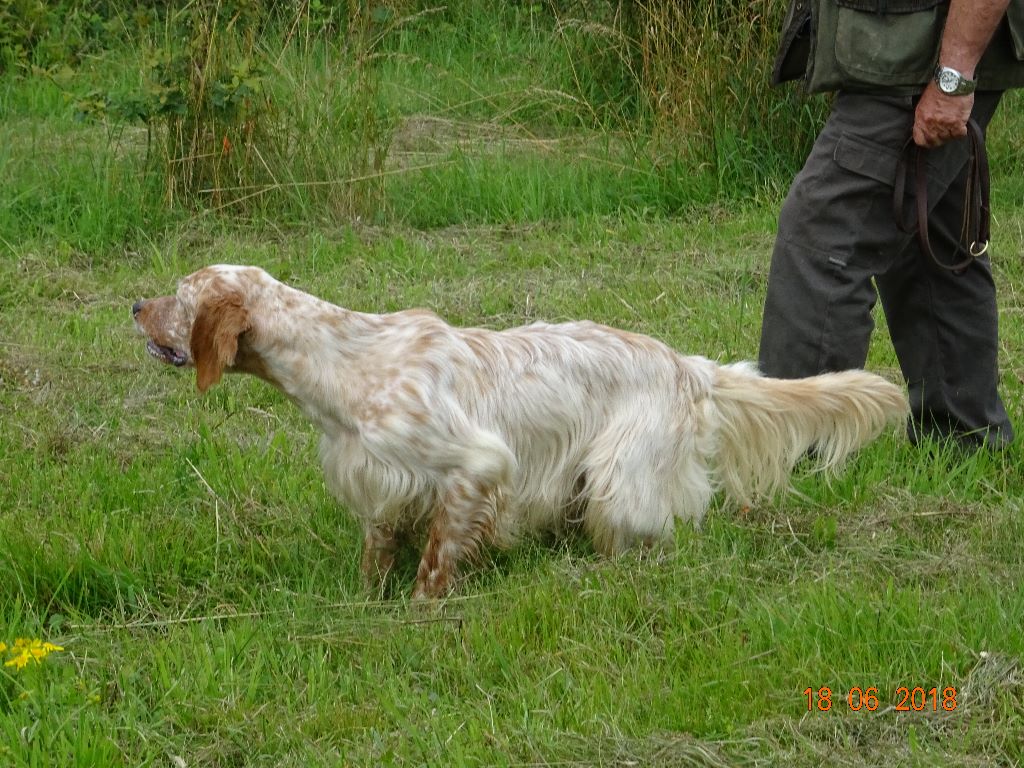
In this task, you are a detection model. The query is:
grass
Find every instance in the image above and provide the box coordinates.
[2,4,1024,765]
[2,207,1023,765]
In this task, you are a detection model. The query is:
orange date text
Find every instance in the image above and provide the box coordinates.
[803,686,958,712]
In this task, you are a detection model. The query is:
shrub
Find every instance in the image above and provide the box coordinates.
[76,0,395,219]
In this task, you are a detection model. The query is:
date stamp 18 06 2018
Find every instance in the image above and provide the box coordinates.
[804,686,958,712]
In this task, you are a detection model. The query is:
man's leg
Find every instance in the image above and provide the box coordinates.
[876,92,1013,448]
[759,93,919,378]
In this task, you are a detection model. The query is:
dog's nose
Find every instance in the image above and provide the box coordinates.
[132,300,144,317]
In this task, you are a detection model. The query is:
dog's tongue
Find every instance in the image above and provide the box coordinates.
[146,340,188,367]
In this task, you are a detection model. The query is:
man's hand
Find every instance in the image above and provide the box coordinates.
[913,83,974,148]
[913,0,1010,147]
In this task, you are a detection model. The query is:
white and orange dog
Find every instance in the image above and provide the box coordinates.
[134,265,907,598]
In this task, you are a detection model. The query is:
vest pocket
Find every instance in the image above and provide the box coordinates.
[833,0,945,87]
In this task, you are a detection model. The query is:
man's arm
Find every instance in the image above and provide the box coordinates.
[913,0,1010,147]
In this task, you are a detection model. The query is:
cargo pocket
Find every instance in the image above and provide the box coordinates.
[826,131,906,269]
[834,0,946,88]
[833,132,901,187]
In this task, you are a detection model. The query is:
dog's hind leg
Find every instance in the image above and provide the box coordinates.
[413,474,498,600]
[581,419,713,555]
[583,477,675,556]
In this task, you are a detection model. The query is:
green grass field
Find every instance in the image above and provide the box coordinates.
[2,4,1024,765]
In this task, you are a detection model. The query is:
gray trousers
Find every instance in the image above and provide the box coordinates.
[759,91,1013,448]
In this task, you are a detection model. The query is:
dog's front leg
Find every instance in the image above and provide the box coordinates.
[413,475,497,600]
[360,523,399,595]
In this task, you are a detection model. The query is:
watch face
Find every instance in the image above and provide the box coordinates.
[938,69,960,93]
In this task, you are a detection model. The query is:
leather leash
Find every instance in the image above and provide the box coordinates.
[893,118,990,275]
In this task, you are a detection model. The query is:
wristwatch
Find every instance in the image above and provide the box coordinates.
[934,66,977,96]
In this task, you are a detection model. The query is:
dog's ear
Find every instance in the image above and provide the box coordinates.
[191,291,250,393]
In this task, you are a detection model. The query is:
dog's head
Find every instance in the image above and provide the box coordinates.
[133,265,263,392]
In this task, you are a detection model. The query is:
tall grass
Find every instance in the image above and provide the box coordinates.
[2,1,1021,245]
[627,0,830,195]
[0,0,829,244]
[123,1,396,219]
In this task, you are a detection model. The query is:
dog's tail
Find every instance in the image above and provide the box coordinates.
[709,363,908,503]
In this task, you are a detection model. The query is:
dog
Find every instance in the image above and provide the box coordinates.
[133,265,908,598]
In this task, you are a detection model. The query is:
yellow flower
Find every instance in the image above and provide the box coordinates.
[2,638,64,670]
[4,651,31,670]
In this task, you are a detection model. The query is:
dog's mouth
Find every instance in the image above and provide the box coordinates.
[146,340,189,367]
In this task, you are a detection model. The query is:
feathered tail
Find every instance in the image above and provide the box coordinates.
[710,363,909,503]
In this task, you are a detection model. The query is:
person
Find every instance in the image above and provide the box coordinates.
[760,0,1022,449]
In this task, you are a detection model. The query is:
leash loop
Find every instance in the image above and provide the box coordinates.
[892,118,990,275]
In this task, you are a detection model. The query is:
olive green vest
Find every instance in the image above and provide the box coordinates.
[774,0,1024,93]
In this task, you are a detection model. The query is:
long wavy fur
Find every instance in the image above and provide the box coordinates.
[710,363,909,503]
[134,265,909,598]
